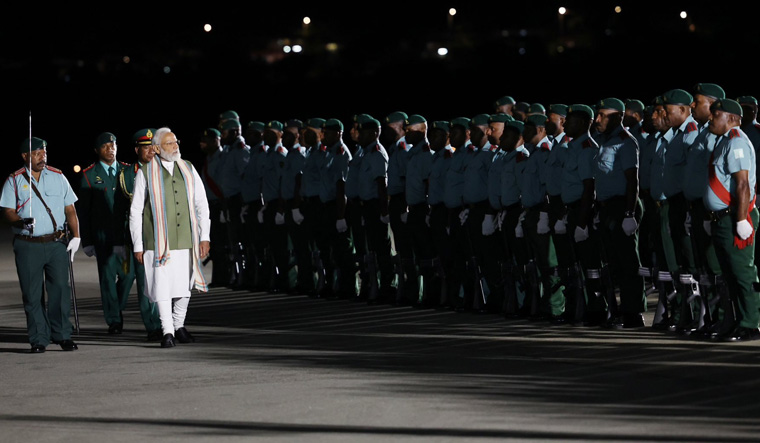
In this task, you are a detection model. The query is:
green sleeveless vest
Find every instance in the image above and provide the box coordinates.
[141,162,193,251]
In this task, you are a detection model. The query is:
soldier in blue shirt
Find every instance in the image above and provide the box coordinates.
[426,121,454,308]
[593,98,646,329]
[703,99,760,341]
[1,137,81,352]
[345,114,369,299]
[240,121,269,290]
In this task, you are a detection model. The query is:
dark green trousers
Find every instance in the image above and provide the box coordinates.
[13,238,72,346]
[361,199,395,292]
[287,200,314,293]
[524,207,565,316]
[565,203,607,315]
[95,246,133,326]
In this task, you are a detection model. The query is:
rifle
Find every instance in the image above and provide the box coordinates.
[63,221,80,335]
[567,236,587,325]
[312,250,326,296]
[594,216,619,324]
[463,218,488,310]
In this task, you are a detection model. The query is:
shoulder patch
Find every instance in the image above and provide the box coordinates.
[83,164,96,173]
[490,144,499,152]
[729,128,741,139]
[46,166,62,174]
[686,122,698,133]
[754,123,760,132]
[13,167,25,176]
[540,142,550,151]
[277,146,287,155]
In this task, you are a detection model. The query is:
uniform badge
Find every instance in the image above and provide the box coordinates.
[95,176,104,184]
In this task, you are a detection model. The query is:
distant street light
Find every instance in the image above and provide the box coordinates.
[204,24,212,32]
[438,47,449,56]
[293,45,303,53]
[680,11,688,19]
[283,45,292,53]
[558,7,566,15]
[615,6,622,13]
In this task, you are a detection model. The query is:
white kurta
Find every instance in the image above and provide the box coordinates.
[129,159,211,302]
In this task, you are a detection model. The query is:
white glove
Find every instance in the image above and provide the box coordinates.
[400,211,408,224]
[219,210,227,224]
[737,219,753,240]
[496,210,506,230]
[684,211,692,232]
[361,216,365,226]
[380,214,390,224]
[703,220,712,236]
[574,225,589,243]
[482,214,496,236]
[83,245,96,257]
[275,211,286,225]
[554,216,567,235]
[425,214,430,227]
[537,211,550,235]
[336,218,348,233]
[240,204,249,224]
[292,208,305,225]
[459,208,470,226]
[515,211,526,238]
[593,212,600,229]
[113,245,126,260]
[257,206,265,224]
[67,237,81,262]
[622,216,638,236]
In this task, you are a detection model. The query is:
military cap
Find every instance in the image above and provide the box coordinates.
[306,118,326,129]
[470,113,491,127]
[494,95,516,107]
[568,104,595,121]
[266,120,284,131]
[514,102,530,113]
[246,121,266,131]
[95,132,116,148]
[431,121,451,133]
[597,98,625,113]
[662,89,693,106]
[358,118,381,130]
[489,113,514,123]
[323,118,344,131]
[405,114,427,126]
[506,120,525,134]
[221,119,242,130]
[385,111,408,124]
[450,117,471,129]
[285,119,304,129]
[693,83,726,100]
[20,137,46,153]
[528,103,546,115]
[548,104,569,117]
[353,114,373,125]
[202,128,221,138]
[132,128,155,146]
[711,99,743,117]
[737,96,758,106]
[651,95,666,106]
[526,114,548,127]
[624,99,645,113]
[219,110,239,120]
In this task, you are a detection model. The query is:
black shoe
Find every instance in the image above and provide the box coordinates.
[651,319,677,332]
[30,344,46,353]
[52,339,78,351]
[147,330,163,342]
[108,323,123,335]
[601,316,624,329]
[720,326,760,342]
[160,334,176,348]
[623,313,646,329]
[549,314,567,325]
[174,327,195,344]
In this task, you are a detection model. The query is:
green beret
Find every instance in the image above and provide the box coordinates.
[132,128,155,146]
[266,120,284,131]
[528,103,546,114]
[568,104,595,121]
[470,113,491,127]
[219,110,239,120]
[548,104,569,117]
[405,114,427,126]
[306,118,326,129]
[450,117,471,129]
[323,118,344,131]
[506,120,525,134]
[202,128,221,139]
[514,102,530,113]
[663,89,693,106]
[358,118,381,130]
[711,99,743,117]
[597,98,625,112]
[625,99,645,113]
[494,95,516,107]
[95,132,116,148]
[526,114,548,127]
[285,119,304,129]
[489,113,514,123]
[353,114,373,124]
[694,83,726,100]
[246,121,266,131]
[221,119,242,130]
[385,111,408,124]
[737,96,758,107]
[431,121,451,133]
[21,137,47,153]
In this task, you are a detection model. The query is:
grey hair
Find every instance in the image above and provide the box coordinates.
[153,127,173,147]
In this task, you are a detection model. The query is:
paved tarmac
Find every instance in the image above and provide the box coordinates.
[1,227,760,443]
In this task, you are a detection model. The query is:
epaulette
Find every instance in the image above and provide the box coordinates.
[46,166,63,174]
[375,144,382,152]
[754,123,760,132]
[13,167,25,176]
[399,140,408,151]
[338,145,345,155]
[133,163,140,173]
[83,163,96,173]
[277,146,287,155]
[686,122,698,133]
[540,142,551,151]
[729,128,741,139]
[119,160,130,166]
[490,145,499,152]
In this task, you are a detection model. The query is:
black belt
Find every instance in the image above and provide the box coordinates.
[502,202,522,212]
[707,208,731,221]
[15,231,65,243]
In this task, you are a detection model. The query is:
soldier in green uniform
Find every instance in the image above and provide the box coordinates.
[703,99,760,341]
[1,137,81,352]
[113,129,163,341]
[79,132,133,335]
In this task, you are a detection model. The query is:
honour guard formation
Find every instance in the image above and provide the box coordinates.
[4,85,760,353]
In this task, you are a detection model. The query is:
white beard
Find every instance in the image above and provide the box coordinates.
[160,150,182,162]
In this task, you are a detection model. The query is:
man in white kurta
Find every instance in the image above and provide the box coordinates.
[129,127,210,348]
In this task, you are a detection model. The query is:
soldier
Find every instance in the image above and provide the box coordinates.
[78,132,132,335]
[426,121,454,308]
[593,98,646,328]
[345,114,369,299]
[298,118,327,297]
[737,96,760,218]
[513,102,530,122]
[624,99,648,149]
[219,118,250,288]
[703,99,760,341]
[494,95,516,117]
[114,129,163,341]
[218,110,240,130]
[1,137,81,353]
[241,121,268,290]
[199,127,229,288]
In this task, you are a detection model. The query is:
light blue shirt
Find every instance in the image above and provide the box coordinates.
[594,125,638,202]
[649,130,674,201]
[663,116,699,197]
[683,122,717,201]
[241,142,268,204]
[639,131,658,192]
[427,145,452,206]
[500,146,529,208]
[704,128,756,211]
[561,133,598,205]
[387,136,409,196]
[319,142,351,203]
[0,166,77,236]
[405,140,433,206]
[201,148,225,202]
[220,139,251,198]
[345,146,363,200]
[444,141,470,209]
[359,141,388,201]
[301,144,326,198]
[519,137,551,208]
[281,145,306,201]
[545,140,567,197]
[462,142,493,205]
[262,143,287,203]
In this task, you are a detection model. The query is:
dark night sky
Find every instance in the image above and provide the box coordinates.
[2,1,759,181]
